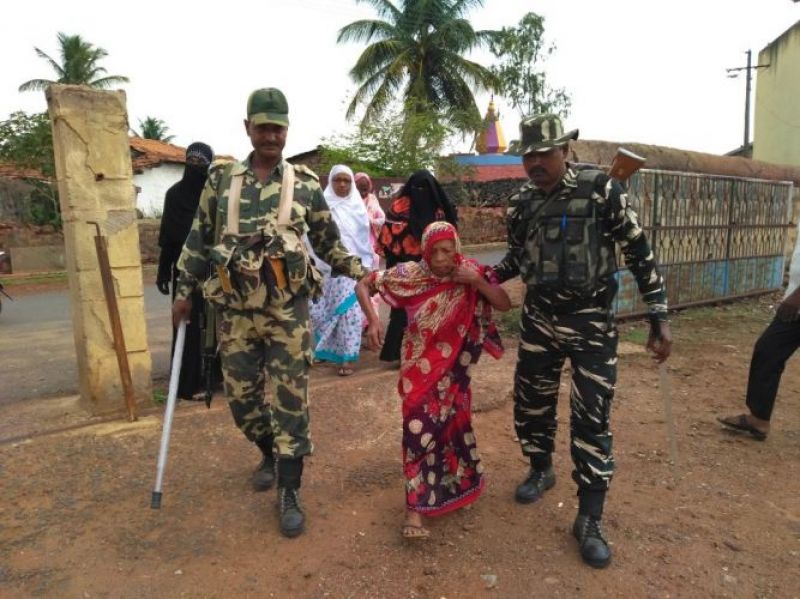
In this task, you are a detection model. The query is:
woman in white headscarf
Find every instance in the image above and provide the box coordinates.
[309,164,374,375]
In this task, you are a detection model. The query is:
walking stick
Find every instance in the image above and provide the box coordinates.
[151,319,187,509]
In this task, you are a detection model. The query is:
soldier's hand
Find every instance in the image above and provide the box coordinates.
[366,321,384,351]
[450,264,482,287]
[156,280,170,295]
[172,297,193,328]
[646,320,672,364]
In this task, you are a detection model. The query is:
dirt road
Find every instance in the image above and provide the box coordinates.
[0,294,798,598]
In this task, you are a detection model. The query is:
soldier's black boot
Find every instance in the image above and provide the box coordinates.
[277,457,305,538]
[515,455,556,504]
[573,490,612,568]
[252,435,275,492]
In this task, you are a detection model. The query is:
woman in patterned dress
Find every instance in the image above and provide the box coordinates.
[356,221,511,538]
[309,164,374,375]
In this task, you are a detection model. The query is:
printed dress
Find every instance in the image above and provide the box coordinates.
[371,257,503,515]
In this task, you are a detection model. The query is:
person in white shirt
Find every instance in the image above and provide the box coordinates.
[718,220,800,440]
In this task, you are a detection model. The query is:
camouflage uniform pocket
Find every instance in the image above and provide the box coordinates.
[203,273,243,310]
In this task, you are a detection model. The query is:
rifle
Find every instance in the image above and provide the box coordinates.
[200,195,224,409]
[200,301,217,409]
[607,148,645,183]
[617,148,676,478]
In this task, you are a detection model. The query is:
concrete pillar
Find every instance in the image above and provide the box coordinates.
[47,85,152,415]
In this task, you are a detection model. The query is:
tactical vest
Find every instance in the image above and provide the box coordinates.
[203,160,322,310]
[520,169,617,295]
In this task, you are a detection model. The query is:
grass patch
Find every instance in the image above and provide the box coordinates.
[152,389,167,405]
[620,326,648,345]
[496,306,521,337]
[3,272,68,286]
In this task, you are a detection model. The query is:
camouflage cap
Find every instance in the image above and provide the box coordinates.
[508,114,578,156]
[246,88,289,127]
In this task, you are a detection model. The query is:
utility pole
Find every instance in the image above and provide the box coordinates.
[726,49,769,150]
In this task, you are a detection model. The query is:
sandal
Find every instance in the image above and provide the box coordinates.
[717,414,768,441]
[401,524,430,539]
[337,366,354,377]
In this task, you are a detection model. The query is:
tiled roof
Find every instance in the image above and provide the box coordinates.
[2,138,191,180]
[0,163,49,180]
[129,137,187,172]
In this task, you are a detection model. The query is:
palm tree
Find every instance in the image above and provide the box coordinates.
[19,32,129,92]
[337,0,497,132]
[134,117,175,143]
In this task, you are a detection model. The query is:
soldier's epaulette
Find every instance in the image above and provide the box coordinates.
[292,163,319,181]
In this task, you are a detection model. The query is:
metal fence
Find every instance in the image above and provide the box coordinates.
[614,169,794,317]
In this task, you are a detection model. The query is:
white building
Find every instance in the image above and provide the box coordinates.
[130,137,186,217]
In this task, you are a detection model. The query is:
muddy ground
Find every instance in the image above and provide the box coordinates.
[0,291,798,598]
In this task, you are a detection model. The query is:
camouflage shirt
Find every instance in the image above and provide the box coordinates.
[493,166,668,319]
[175,155,365,300]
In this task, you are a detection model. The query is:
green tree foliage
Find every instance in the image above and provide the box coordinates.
[488,12,571,118]
[0,111,54,177]
[319,102,454,177]
[134,117,175,143]
[19,32,129,92]
[337,0,497,135]
[0,111,60,227]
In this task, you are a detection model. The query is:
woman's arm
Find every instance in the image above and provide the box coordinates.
[451,265,512,312]
[356,275,384,350]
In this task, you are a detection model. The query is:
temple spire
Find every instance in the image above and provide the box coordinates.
[475,96,507,154]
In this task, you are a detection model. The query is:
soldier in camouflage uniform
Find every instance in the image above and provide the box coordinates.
[172,88,366,538]
[494,114,672,568]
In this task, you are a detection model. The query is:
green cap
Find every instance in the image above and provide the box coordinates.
[246,88,289,127]
[507,113,578,156]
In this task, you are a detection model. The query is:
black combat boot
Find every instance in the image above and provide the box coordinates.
[252,435,275,492]
[573,490,611,568]
[515,455,556,504]
[573,514,612,568]
[277,457,305,538]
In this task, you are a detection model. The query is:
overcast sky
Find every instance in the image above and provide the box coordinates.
[1,0,798,161]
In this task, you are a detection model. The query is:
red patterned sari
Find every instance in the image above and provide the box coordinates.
[370,222,503,515]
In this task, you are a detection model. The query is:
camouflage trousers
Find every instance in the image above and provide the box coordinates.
[513,298,618,492]
[217,288,313,458]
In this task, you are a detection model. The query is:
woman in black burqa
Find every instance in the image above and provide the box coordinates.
[376,169,458,363]
[157,142,222,400]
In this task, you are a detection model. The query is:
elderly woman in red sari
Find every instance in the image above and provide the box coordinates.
[356,221,511,539]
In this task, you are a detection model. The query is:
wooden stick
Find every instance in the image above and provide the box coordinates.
[89,222,137,422]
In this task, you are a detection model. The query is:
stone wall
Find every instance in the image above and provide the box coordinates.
[456,206,507,244]
[138,219,160,264]
[441,178,523,207]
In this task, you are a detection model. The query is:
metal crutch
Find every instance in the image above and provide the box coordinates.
[151,319,187,509]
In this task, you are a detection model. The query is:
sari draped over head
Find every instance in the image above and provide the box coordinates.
[370,221,503,515]
[379,170,458,265]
